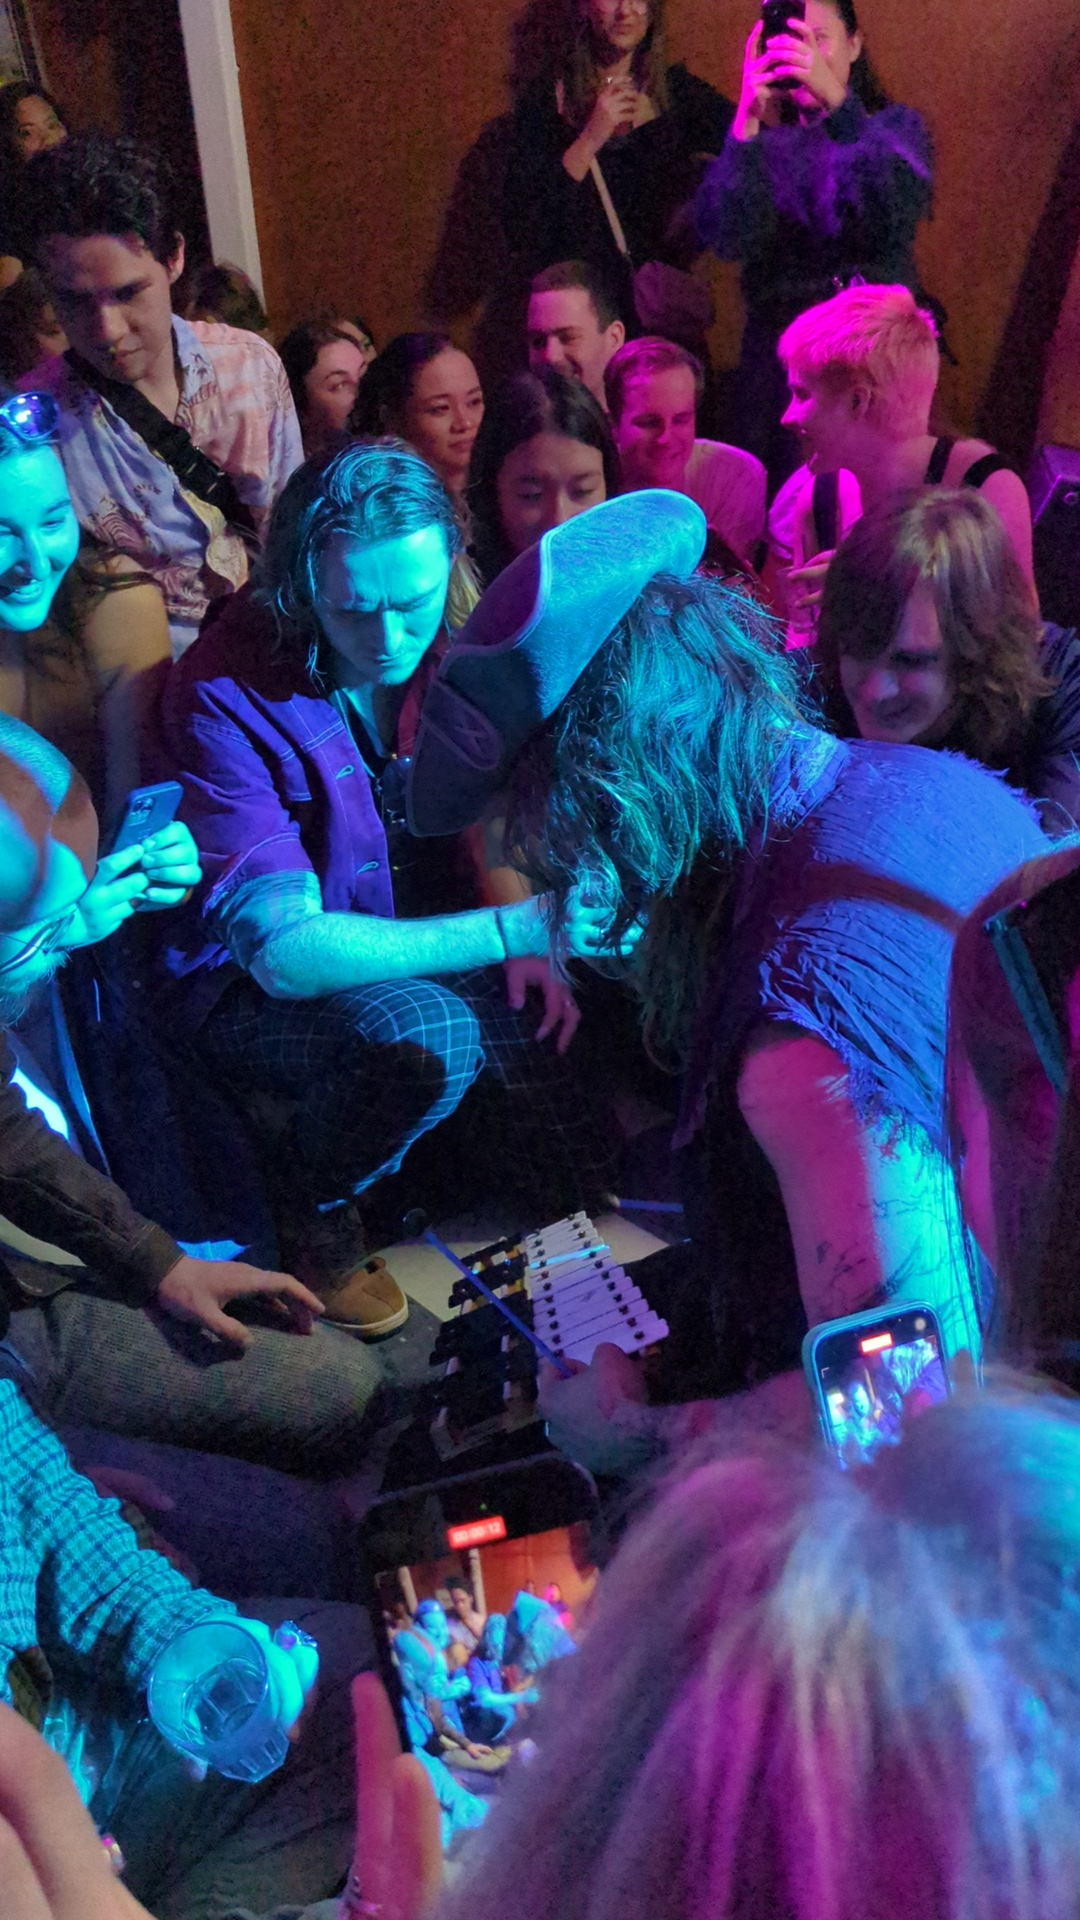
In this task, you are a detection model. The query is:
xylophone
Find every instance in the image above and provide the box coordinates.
[425,1213,668,1461]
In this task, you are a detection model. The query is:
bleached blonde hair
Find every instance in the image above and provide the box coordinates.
[779,283,940,440]
[438,1388,1080,1920]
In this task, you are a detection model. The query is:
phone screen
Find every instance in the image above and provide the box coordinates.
[361,1464,599,1851]
[811,1308,950,1467]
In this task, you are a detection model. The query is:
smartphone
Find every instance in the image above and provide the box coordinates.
[761,0,806,44]
[760,0,806,89]
[354,1454,603,1849]
[108,780,184,856]
[802,1303,951,1468]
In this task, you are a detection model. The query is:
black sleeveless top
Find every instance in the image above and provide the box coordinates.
[811,438,1015,552]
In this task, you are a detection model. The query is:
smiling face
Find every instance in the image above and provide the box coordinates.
[10,93,66,162]
[839,583,956,746]
[497,430,607,557]
[40,231,183,390]
[0,446,80,634]
[527,289,624,405]
[612,364,697,490]
[316,524,452,689]
[302,337,366,451]
[398,348,484,493]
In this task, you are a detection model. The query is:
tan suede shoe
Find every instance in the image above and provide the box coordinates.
[317,1254,410,1338]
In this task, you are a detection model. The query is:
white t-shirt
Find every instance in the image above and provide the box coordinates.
[681,440,768,564]
[767,463,862,646]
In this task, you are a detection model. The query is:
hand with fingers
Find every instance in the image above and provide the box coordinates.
[155,1255,325,1347]
[503,955,581,1053]
[583,75,641,149]
[351,1673,443,1920]
[787,546,836,621]
[0,1702,153,1920]
[563,882,644,964]
[66,846,150,947]
[67,822,202,948]
[128,820,202,910]
[768,15,849,112]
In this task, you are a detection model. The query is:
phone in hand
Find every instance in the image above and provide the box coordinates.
[108,780,183,856]
[761,0,806,42]
[802,1303,951,1468]
[760,0,806,89]
[354,1454,603,1848]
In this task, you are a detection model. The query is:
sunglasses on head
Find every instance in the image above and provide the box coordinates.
[0,391,60,445]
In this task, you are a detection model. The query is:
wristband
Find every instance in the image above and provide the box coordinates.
[494,907,512,961]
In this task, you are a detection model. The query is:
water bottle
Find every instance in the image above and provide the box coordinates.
[147,1616,318,1783]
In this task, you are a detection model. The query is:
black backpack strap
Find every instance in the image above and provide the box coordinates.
[924,436,954,486]
[962,452,1013,490]
[64,349,257,542]
[811,470,840,554]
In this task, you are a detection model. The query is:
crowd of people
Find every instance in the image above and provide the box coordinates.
[0,1,1078,1914]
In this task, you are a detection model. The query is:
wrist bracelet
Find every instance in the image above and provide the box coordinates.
[494,906,512,961]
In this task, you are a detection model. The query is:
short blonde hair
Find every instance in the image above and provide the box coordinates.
[779,284,939,440]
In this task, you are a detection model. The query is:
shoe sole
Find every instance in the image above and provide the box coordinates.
[320,1298,411,1339]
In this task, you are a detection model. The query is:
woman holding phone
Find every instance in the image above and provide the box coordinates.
[694,0,933,485]
[0,390,194,945]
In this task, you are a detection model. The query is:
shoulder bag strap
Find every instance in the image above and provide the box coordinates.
[589,152,632,261]
[811,471,840,554]
[962,451,1013,490]
[64,348,257,541]
[554,79,632,263]
[924,436,954,486]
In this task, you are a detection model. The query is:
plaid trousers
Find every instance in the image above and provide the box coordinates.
[199,967,616,1222]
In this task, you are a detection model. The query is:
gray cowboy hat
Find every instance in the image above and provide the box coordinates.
[407,490,706,836]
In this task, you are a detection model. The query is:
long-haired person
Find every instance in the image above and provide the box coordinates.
[279,318,370,459]
[815,490,1080,829]
[502,0,732,303]
[695,1,932,484]
[467,367,617,582]
[408,494,1046,1443]
[0,82,67,290]
[349,333,484,507]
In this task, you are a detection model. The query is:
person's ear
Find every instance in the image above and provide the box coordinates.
[848,30,864,60]
[607,320,627,353]
[166,235,186,287]
[849,381,873,421]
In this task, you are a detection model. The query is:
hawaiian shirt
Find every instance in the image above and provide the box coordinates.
[29,318,303,657]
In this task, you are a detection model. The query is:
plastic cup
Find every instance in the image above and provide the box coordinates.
[148,1619,299,1783]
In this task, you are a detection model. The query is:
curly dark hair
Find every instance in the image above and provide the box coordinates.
[0,82,67,168]
[20,132,182,266]
[816,490,1050,766]
[502,571,807,1064]
[466,366,619,583]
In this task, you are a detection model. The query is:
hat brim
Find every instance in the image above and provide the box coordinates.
[407,490,706,836]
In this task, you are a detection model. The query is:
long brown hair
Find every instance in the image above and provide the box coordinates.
[553,0,671,126]
[501,572,805,1066]
[817,490,1050,765]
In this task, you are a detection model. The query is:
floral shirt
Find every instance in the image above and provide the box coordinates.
[29,318,303,657]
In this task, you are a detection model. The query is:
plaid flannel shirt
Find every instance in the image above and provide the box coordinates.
[0,1379,230,1726]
